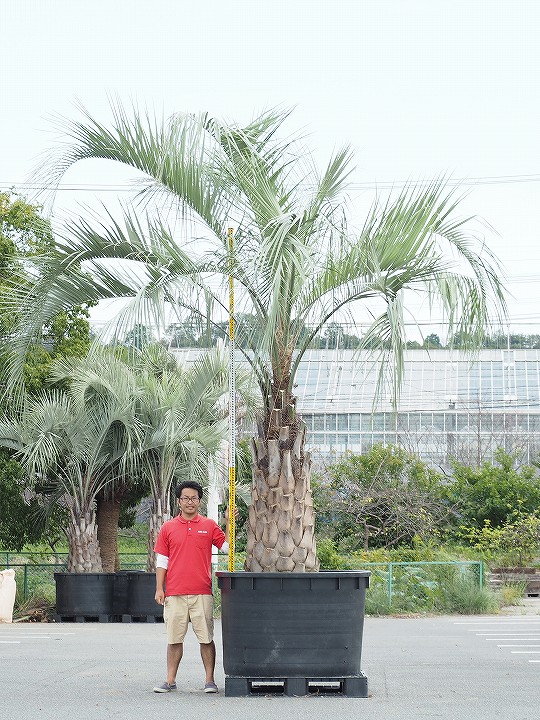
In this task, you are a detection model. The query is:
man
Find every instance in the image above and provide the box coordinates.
[153,480,231,694]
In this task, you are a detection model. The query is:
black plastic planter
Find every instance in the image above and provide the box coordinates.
[54,572,115,620]
[216,571,370,696]
[112,571,130,616]
[124,571,163,618]
[54,572,163,622]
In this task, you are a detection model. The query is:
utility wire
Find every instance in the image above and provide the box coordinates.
[3,172,540,193]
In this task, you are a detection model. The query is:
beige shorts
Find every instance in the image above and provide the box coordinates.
[163,594,214,644]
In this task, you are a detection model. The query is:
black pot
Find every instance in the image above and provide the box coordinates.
[216,571,370,679]
[112,571,131,615]
[125,571,163,618]
[54,572,115,616]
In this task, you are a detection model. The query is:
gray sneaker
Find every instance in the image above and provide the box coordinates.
[204,682,219,693]
[153,681,177,693]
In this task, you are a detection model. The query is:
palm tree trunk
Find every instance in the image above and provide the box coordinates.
[96,493,122,572]
[66,508,103,573]
[146,489,173,572]
[245,423,319,572]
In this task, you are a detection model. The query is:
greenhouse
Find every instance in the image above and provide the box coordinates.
[173,347,540,466]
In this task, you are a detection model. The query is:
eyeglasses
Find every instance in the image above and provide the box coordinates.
[179,496,200,503]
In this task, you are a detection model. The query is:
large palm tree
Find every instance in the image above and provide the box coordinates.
[8,104,506,572]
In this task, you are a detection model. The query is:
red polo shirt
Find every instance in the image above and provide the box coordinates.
[154,514,225,596]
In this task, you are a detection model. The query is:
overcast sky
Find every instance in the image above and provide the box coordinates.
[2,0,539,339]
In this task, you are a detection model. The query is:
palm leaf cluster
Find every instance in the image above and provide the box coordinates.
[3,103,506,571]
[0,345,246,571]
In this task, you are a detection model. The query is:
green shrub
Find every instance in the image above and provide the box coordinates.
[431,566,498,614]
[497,582,527,607]
[365,584,393,615]
[460,511,540,568]
[362,561,498,615]
[445,450,540,533]
[317,538,353,570]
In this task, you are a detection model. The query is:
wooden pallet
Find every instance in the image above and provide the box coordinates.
[225,674,368,697]
[54,614,112,623]
[119,614,164,623]
[54,613,164,623]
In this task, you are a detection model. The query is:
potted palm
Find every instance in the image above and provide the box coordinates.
[125,345,239,618]
[7,104,505,692]
[0,386,138,619]
[49,343,251,619]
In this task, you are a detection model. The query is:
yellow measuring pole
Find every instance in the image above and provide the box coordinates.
[227,227,236,571]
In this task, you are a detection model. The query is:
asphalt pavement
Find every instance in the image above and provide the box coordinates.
[2,610,540,720]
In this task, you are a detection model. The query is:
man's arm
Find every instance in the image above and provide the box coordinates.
[155,555,168,605]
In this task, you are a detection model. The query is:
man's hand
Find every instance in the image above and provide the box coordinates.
[224,505,240,521]
[155,589,165,605]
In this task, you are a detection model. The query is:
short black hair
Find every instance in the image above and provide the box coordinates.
[175,480,204,500]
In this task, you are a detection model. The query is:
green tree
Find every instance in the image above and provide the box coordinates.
[324,444,449,550]
[0,194,93,551]
[423,333,443,349]
[8,104,505,571]
[0,192,92,396]
[0,193,52,386]
[451,331,540,350]
[320,322,361,350]
[164,321,201,348]
[445,449,540,532]
[0,448,67,552]
[0,449,42,550]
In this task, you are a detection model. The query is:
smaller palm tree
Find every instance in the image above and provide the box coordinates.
[135,344,258,569]
[137,354,225,569]
[50,347,142,571]
[0,390,138,572]
[51,343,259,571]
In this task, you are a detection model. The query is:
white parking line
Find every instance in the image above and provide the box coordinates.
[487,638,540,641]
[0,625,75,635]
[0,632,75,636]
[475,631,540,634]
[453,618,540,664]
[456,621,540,625]
[0,631,75,644]
[483,637,540,647]
[454,615,540,625]
[454,617,539,621]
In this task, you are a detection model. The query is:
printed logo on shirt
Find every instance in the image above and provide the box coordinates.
[197,530,208,534]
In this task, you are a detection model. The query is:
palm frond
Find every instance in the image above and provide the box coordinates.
[11,103,506,415]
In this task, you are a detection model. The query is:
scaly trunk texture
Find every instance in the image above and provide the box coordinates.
[96,493,122,572]
[66,509,103,573]
[245,420,319,572]
[146,489,173,572]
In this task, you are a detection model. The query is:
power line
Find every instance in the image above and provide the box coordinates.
[3,172,540,193]
[0,183,134,192]
[347,173,540,190]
